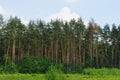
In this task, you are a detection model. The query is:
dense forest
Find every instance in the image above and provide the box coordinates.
[0,14,120,73]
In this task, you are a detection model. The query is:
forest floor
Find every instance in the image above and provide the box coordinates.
[0,74,119,80]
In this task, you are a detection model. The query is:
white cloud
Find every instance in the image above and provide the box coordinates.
[20,17,29,25]
[64,0,78,3]
[48,7,80,21]
[0,6,4,14]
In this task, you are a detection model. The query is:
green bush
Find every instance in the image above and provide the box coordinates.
[0,64,4,73]
[45,65,65,80]
[62,63,72,73]
[32,56,51,73]
[2,55,18,73]
[19,54,33,73]
[20,55,51,73]
[4,60,18,73]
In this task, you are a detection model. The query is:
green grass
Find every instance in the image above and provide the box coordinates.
[0,74,45,80]
[0,74,119,80]
[0,68,120,80]
[66,74,120,80]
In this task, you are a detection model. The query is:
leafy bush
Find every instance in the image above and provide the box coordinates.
[62,63,72,73]
[0,64,4,73]
[45,65,65,80]
[32,56,51,73]
[20,55,51,73]
[4,60,18,73]
[19,54,33,73]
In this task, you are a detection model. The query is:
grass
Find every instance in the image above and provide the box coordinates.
[0,74,119,80]
[0,74,45,80]
[66,74,120,80]
[0,68,120,80]
[82,68,120,76]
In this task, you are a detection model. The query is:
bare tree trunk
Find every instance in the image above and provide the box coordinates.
[101,47,104,67]
[96,47,98,68]
[95,38,98,68]
[51,41,54,64]
[18,40,21,64]
[72,37,76,72]
[89,36,93,67]
[66,36,70,73]
[41,35,44,56]
[12,33,16,63]
[61,40,64,63]
[67,39,70,64]
[45,45,47,57]
[112,46,114,67]
[27,44,30,55]
[55,40,58,64]
[20,47,23,61]
[79,35,82,70]
[82,47,85,66]
[5,41,10,69]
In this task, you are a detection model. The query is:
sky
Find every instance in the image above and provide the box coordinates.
[0,0,120,27]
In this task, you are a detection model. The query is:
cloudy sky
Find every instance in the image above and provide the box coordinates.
[0,0,120,26]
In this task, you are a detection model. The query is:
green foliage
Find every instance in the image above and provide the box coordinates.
[20,54,51,73]
[19,54,32,73]
[45,65,65,80]
[2,55,18,73]
[62,63,72,73]
[0,64,4,73]
[4,60,18,73]
[82,68,120,76]
[32,56,51,73]
[61,63,83,73]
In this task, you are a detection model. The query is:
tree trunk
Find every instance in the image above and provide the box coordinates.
[51,41,54,64]
[4,41,10,70]
[18,40,21,64]
[67,38,70,64]
[95,38,98,68]
[89,36,93,67]
[41,35,44,56]
[55,40,58,64]
[82,47,85,66]
[112,46,114,67]
[61,40,64,63]
[79,35,82,70]
[12,33,16,63]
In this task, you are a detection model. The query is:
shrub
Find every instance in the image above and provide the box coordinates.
[62,63,72,73]
[45,65,65,80]
[19,54,33,73]
[0,64,4,73]
[4,60,18,73]
[20,55,51,73]
[32,56,51,73]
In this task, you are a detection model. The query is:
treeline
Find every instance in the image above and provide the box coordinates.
[0,14,120,73]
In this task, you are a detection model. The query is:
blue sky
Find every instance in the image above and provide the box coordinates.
[0,0,120,27]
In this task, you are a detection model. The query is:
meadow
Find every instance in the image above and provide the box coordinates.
[0,74,119,80]
[0,68,120,80]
